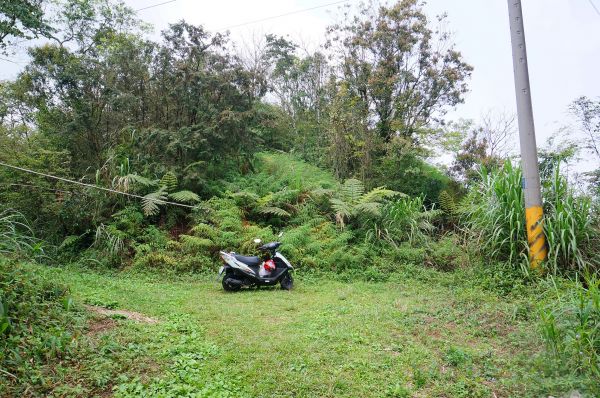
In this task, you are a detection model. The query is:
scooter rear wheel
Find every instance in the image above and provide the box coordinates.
[222,276,242,292]
[280,272,293,290]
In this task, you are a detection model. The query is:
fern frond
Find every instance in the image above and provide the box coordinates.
[355,202,383,217]
[112,174,157,192]
[230,191,259,201]
[142,187,167,216]
[230,191,259,208]
[342,179,365,204]
[439,190,457,215]
[310,188,335,198]
[169,190,201,203]
[179,234,213,252]
[330,198,352,219]
[183,160,206,172]
[257,193,274,207]
[159,171,178,192]
[258,206,291,218]
[360,187,401,203]
[191,223,217,238]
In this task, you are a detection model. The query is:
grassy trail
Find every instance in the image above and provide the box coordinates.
[40,267,559,397]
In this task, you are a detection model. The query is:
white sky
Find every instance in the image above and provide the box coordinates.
[1,0,599,170]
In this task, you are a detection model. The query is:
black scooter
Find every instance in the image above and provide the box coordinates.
[218,238,294,291]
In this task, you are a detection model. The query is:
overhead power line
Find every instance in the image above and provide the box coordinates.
[136,0,178,12]
[587,0,600,17]
[218,0,351,31]
[0,161,196,209]
[0,56,24,65]
[2,0,178,50]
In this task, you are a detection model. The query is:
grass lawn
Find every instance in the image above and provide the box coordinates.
[32,266,584,397]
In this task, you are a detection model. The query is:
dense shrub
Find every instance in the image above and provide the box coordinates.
[374,147,451,206]
[425,234,468,271]
[0,258,83,394]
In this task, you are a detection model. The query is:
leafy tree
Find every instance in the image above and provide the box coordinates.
[374,136,450,204]
[264,35,330,163]
[327,81,374,180]
[326,0,472,142]
[0,0,53,54]
[570,96,600,162]
[451,129,502,186]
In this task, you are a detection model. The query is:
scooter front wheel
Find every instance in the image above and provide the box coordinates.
[222,276,242,292]
[280,272,293,290]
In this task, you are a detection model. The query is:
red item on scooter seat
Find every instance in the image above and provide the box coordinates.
[264,259,276,272]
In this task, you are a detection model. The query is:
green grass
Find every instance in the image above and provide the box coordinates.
[16,265,594,397]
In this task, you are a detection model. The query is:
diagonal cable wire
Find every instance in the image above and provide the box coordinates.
[218,0,351,31]
[0,56,25,64]
[0,161,196,209]
[587,0,600,16]
[136,0,178,12]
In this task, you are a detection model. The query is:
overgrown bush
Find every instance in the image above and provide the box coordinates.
[0,258,83,394]
[372,196,439,247]
[425,234,468,271]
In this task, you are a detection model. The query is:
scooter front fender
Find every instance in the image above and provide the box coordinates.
[274,252,294,270]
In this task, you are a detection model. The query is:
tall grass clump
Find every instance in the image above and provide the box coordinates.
[0,208,41,258]
[463,161,598,274]
[543,166,597,273]
[372,196,439,247]
[462,162,526,265]
[540,274,600,390]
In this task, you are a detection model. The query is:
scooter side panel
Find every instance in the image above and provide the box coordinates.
[274,252,294,269]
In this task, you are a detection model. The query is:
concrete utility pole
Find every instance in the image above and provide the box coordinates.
[507,0,547,269]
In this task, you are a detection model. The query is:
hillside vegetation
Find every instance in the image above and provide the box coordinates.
[0,0,599,396]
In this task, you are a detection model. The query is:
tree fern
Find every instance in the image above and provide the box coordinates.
[341,179,365,203]
[160,171,178,192]
[258,206,291,218]
[112,173,157,193]
[439,190,457,216]
[169,190,200,203]
[331,179,400,229]
[142,187,168,216]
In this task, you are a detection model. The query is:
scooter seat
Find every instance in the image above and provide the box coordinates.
[234,254,261,266]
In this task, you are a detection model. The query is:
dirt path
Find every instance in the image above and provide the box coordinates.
[84,304,159,324]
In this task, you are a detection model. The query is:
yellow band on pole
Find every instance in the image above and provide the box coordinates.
[525,205,547,269]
